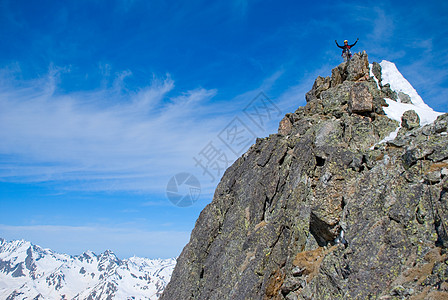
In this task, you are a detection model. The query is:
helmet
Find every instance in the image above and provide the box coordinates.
[344,40,348,43]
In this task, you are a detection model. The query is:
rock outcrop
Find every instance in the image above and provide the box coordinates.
[161,52,448,299]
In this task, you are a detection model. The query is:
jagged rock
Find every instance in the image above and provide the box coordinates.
[281,277,301,295]
[305,76,330,102]
[348,82,373,113]
[291,266,305,277]
[371,61,382,85]
[161,54,448,300]
[278,115,292,136]
[330,65,344,87]
[401,109,420,129]
[373,96,388,114]
[426,170,442,183]
[345,51,369,81]
[398,91,412,104]
[434,114,448,133]
[320,82,350,117]
[381,83,398,101]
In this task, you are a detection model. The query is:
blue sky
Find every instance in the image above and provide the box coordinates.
[0,0,447,259]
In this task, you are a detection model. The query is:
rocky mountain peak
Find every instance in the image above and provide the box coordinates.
[305,51,370,104]
[279,52,400,155]
[161,52,448,299]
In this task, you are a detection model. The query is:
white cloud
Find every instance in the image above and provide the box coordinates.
[0,67,225,193]
[368,7,395,42]
[0,61,296,197]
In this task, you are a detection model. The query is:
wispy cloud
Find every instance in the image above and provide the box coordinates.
[367,7,395,42]
[0,63,290,196]
[0,66,225,193]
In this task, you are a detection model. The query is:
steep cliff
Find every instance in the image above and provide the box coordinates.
[161,52,448,300]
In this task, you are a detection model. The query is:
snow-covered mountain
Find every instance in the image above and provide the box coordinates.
[0,238,176,300]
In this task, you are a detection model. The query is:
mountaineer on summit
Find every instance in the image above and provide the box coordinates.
[335,38,359,61]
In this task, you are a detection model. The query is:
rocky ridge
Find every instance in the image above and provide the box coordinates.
[161,52,448,300]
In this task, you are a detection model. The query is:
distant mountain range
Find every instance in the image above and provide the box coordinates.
[0,238,175,300]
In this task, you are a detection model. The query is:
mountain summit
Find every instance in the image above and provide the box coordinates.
[161,52,448,299]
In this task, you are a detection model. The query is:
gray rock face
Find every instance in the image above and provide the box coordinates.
[345,51,370,81]
[371,61,382,85]
[306,76,331,103]
[348,82,373,113]
[161,53,448,300]
[398,91,412,104]
[278,115,293,136]
[381,83,398,101]
[401,109,420,129]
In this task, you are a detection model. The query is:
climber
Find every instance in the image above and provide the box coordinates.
[335,38,359,61]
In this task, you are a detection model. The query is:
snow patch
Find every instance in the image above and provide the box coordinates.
[383,98,441,126]
[368,60,444,147]
[380,61,428,108]
[379,60,442,125]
